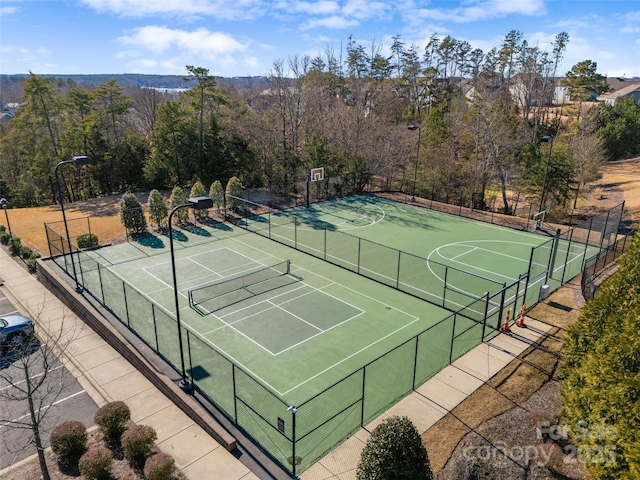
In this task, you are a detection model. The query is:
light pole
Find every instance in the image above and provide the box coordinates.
[539,135,554,213]
[0,198,11,240]
[408,124,421,201]
[169,196,213,391]
[54,156,93,292]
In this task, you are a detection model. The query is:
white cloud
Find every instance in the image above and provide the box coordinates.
[410,0,545,24]
[80,0,265,20]
[342,0,389,20]
[300,15,359,30]
[288,1,340,15]
[117,26,249,55]
[0,6,18,15]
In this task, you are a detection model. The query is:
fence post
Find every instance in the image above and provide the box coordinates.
[97,263,105,304]
[360,367,366,426]
[443,266,448,308]
[449,313,457,363]
[598,210,611,251]
[412,335,419,390]
[560,229,574,283]
[481,292,490,342]
[123,282,130,327]
[581,218,594,271]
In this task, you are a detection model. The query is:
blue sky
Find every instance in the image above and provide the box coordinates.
[1,0,639,79]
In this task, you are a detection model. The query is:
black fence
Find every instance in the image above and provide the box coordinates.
[581,232,634,300]
[44,197,628,478]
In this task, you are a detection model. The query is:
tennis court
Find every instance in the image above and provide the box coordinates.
[79,228,453,404]
[67,194,608,474]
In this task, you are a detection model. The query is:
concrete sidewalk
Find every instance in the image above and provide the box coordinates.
[0,248,259,480]
[300,319,552,479]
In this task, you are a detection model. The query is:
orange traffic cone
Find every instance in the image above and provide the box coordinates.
[517,305,527,328]
[502,308,511,332]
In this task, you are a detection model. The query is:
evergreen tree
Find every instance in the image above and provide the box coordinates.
[225,176,243,212]
[208,180,224,212]
[119,192,147,235]
[357,416,433,480]
[189,180,208,222]
[562,233,640,479]
[169,186,188,224]
[147,189,167,230]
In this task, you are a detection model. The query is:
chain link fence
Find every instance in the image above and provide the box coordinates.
[44,196,629,477]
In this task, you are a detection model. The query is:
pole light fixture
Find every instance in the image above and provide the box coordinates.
[408,125,421,202]
[539,135,554,213]
[168,196,213,391]
[0,198,11,240]
[54,156,93,293]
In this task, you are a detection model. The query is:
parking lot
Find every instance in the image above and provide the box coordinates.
[0,287,98,469]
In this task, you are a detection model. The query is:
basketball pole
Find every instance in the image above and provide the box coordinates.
[306,174,311,208]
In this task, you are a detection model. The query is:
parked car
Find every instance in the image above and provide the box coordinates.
[0,315,35,348]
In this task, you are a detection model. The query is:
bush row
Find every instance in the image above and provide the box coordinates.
[50,401,176,480]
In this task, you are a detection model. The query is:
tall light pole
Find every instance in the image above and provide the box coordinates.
[539,135,554,213]
[169,196,213,391]
[0,198,11,240]
[54,156,93,292]
[408,124,421,202]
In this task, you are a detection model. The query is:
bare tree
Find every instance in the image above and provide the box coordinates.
[0,312,77,480]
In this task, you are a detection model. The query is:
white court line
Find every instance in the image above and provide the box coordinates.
[199,237,424,395]
[450,246,478,261]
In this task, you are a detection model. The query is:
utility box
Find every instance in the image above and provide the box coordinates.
[540,284,550,300]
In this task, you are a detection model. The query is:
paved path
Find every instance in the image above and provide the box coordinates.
[300,318,552,479]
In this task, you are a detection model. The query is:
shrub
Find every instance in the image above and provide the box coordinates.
[50,421,87,460]
[77,233,99,248]
[27,257,38,273]
[148,189,167,230]
[120,192,148,234]
[190,180,209,222]
[94,400,131,440]
[8,237,21,255]
[357,416,433,480]
[20,245,32,259]
[209,180,224,212]
[0,231,9,245]
[122,424,157,468]
[144,452,176,480]
[0,224,5,232]
[169,187,188,224]
[78,446,113,480]
[225,176,243,211]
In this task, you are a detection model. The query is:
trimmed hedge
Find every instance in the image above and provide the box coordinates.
[94,400,131,440]
[50,421,87,460]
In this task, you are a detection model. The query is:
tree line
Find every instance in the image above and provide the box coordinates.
[1,30,639,217]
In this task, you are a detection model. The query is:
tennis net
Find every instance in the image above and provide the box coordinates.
[188,260,291,311]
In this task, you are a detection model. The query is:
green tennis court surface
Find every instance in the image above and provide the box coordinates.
[73,194,604,474]
[80,229,453,404]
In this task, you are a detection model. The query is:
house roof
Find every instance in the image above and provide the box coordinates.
[602,83,640,100]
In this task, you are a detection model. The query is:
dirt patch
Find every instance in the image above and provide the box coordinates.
[426,281,588,479]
